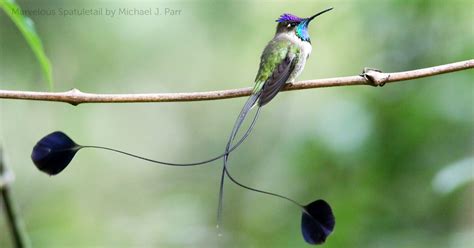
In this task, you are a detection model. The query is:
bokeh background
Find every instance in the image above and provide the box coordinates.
[1,0,473,247]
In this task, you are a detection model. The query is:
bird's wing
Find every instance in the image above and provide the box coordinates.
[258,54,297,106]
[253,39,299,106]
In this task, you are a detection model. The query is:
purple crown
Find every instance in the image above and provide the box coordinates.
[276,13,303,23]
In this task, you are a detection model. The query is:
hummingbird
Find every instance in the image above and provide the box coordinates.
[31,7,335,245]
[217,7,334,227]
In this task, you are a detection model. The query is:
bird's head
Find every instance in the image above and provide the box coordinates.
[275,8,333,43]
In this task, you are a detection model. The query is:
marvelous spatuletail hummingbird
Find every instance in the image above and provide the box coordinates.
[31,8,335,245]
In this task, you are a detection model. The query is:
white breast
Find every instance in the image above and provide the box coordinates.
[276,32,312,83]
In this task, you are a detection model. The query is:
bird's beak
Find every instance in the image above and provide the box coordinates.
[307,7,333,23]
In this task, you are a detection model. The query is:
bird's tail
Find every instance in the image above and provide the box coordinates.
[217,92,261,228]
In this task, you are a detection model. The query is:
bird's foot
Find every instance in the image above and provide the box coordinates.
[285,82,294,88]
[360,67,390,87]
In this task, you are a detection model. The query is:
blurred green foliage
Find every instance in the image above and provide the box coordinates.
[0,0,473,247]
[0,0,52,89]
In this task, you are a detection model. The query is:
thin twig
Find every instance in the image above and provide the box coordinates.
[0,148,31,248]
[0,59,472,105]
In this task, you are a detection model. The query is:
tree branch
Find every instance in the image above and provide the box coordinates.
[0,59,472,105]
[0,148,31,248]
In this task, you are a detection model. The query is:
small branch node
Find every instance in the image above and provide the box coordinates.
[67,88,83,106]
[361,67,390,87]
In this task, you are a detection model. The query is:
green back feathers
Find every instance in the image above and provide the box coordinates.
[253,39,300,93]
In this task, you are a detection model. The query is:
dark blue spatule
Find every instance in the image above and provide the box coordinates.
[301,199,335,245]
[31,131,80,175]
[31,115,260,176]
[222,167,335,245]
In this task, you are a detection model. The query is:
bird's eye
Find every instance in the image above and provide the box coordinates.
[287,23,292,28]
